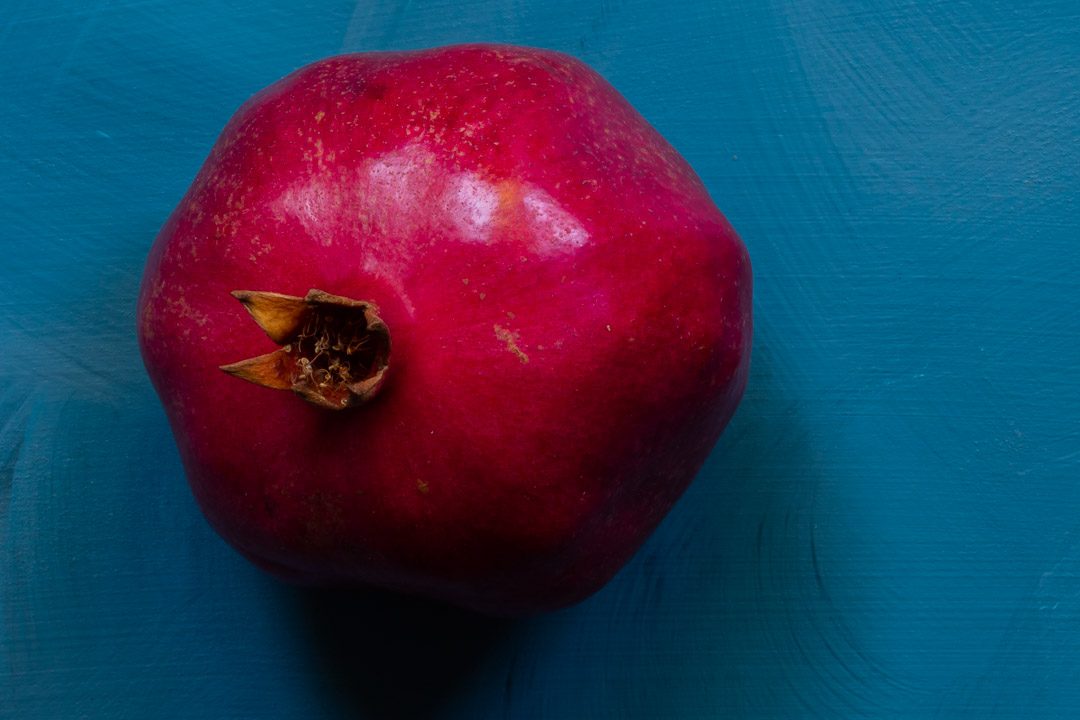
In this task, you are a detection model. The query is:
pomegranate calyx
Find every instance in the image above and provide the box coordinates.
[220,289,390,410]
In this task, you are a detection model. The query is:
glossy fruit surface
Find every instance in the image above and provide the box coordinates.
[138,44,751,615]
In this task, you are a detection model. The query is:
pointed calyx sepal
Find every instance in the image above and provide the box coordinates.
[220,289,390,410]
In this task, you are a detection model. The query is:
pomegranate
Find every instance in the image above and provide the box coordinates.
[138,44,751,615]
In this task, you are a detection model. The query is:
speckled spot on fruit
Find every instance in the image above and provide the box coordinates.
[493,324,529,364]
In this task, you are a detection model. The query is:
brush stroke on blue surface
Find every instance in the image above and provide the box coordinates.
[1,1,1078,717]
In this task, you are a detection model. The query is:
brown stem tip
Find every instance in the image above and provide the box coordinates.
[220,289,390,410]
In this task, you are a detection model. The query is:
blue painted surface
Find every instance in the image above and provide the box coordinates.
[2,1,1078,717]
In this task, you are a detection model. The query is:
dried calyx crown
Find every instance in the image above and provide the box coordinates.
[220,289,390,410]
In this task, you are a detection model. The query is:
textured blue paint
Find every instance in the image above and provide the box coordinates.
[2,1,1078,717]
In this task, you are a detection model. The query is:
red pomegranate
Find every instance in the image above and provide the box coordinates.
[138,44,751,615]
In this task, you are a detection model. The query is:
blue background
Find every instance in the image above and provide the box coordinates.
[2,1,1078,717]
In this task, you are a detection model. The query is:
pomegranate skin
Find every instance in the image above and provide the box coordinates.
[138,44,751,615]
